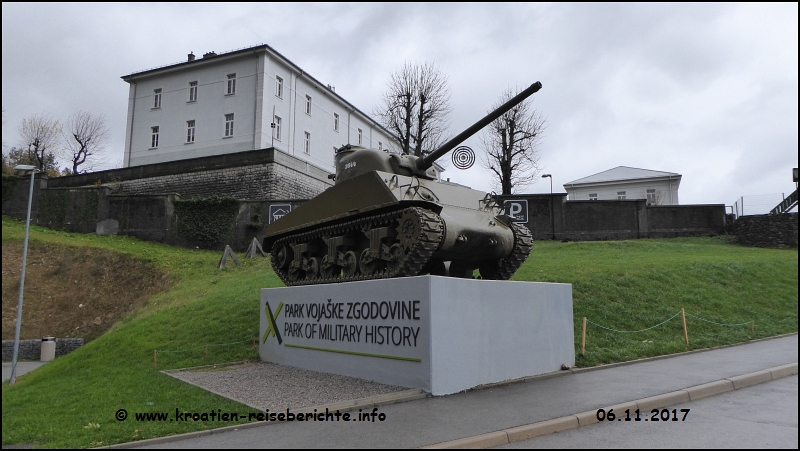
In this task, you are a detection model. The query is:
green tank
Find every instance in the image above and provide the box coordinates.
[264,82,542,286]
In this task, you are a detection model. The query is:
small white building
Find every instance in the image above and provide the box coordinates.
[121,44,397,172]
[563,166,682,205]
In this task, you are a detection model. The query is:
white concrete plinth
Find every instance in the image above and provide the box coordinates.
[260,276,573,395]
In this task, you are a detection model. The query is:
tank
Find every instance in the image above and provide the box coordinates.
[264,82,542,286]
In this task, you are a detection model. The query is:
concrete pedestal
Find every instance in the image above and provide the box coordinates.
[260,276,573,395]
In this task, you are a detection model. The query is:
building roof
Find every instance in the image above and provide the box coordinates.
[564,166,681,186]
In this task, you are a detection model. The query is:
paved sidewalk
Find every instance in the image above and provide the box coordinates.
[134,334,798,449]
[2,361,48,382]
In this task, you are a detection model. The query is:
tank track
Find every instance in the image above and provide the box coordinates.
[271,207,444,286]
[479,222,533,280]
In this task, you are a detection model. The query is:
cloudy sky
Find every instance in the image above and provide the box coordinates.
[2,3,797,210]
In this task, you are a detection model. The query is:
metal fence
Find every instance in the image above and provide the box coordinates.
[731,193,795,219]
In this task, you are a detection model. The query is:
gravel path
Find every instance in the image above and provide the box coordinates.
[168,362,409,411]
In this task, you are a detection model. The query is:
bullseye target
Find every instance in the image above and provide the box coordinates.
[452,146,475,170]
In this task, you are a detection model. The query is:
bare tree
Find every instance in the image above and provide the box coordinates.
[375,62,452,157]
[64,111,110,174]
[18,113,62,172]
[480,87,546,195]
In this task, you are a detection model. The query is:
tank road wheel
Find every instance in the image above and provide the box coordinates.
[305,257,319,280]
[287,265,301,282]
[359,249,377,276]
[320,255,338,279]
[272,244,289,269]
[386,244,406,274]
[396,210,422,249]
[341,251,358,277]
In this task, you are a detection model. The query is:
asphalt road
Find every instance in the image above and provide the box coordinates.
[496,375,798,449]
[135,335,797,449]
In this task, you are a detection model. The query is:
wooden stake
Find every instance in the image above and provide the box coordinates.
[581,317,587,356]
[154,349,157,370]
[681,308,689,346]
[205,344,208,362]
[253,336,257,352]
[751,320,754,333]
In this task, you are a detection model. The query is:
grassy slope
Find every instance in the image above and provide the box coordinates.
[2,217,279,448]
[515,238,797,366]
[2,216,797,448]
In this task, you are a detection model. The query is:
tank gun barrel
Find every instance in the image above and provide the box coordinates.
[416,81,542,171]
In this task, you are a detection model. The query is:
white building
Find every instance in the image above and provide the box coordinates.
[563,166,682,205]
[121,44,397,172]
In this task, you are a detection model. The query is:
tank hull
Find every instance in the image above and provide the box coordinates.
[264,171,532,286]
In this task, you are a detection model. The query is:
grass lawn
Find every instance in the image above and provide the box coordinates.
[2,215,797,448]
[515,238,797,367]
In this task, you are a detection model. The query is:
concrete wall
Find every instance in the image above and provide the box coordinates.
[728,213,798,248]
[99,195,309,251]
[647,204,727,238]
[47,147,332,201]
[2,338,84,361]
[260,277,574,395]
[2,173,729,254]
[499,194,726,241]
[3,153,316,252]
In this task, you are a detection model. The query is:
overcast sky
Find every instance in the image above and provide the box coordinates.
[2,3,797,209]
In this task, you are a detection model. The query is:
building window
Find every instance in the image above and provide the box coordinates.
[227,74,236,95]
[186,120,195,143]
[333,113,339,132]
[358,128,363,145]
[150,126,159,148]
[589,193,597,201]
[378,141,383,151]
[646,188,657,205]
[275,75,283,98]
[225,113,234,137]
[274,116,282,141]
[305,95,312,115]
[304,131,311,154]
[188,81,197,102]
[153,89,162,109]
[617,191,626,200]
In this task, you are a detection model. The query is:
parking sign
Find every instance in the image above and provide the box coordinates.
[504,200,528,223]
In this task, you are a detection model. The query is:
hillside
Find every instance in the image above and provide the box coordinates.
[1,215,797,448]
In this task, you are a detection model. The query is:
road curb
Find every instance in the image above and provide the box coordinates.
[420,362,798,449]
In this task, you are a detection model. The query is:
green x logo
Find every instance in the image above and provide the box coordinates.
[262,301,284,344]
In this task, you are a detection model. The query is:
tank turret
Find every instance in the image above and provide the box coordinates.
[265,82,542,286]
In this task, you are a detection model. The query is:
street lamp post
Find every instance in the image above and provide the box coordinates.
[10,165,36,384]
[542,174,554,239]
[542,174,552,195]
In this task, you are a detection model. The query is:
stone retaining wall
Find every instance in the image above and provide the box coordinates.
[729,213,798,248]
[2,338,84,361]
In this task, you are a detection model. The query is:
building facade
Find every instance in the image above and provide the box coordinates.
[121,44,397,173]
[563,166,682,205]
